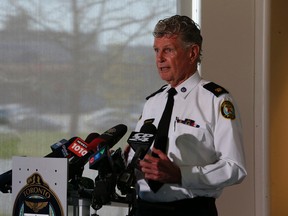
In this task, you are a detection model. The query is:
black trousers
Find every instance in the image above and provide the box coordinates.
[134,197,218,216]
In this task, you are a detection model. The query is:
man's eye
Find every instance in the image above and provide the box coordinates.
[165,48,172,53]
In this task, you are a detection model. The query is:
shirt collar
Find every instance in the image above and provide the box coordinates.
[173,71,202,98]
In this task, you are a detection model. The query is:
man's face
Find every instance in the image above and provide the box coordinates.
[153,35,197,87]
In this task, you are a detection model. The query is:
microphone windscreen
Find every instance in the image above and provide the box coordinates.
[140,123,157,134]
[127,123,156,159]
[88,124,128,151]
[101,124,128,149]
[85,133,100,143]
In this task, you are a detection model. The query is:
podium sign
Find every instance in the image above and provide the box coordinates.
[12,156,68,216]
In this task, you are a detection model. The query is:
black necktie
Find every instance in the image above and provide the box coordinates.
[148,87,177,192]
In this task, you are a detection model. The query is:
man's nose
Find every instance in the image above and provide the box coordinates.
[156,51,165,62]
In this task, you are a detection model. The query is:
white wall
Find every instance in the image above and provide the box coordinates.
[179,0,269,215]
[201,2,255,215]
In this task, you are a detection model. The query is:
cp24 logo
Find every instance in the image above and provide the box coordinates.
[128,132,155,143]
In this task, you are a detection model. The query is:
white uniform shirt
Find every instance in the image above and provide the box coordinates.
[129,72,247,202]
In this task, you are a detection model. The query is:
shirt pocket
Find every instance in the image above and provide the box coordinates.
[172,123,216,166]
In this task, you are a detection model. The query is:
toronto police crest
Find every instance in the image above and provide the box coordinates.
[13,173,64,216]
[221,100,236,120]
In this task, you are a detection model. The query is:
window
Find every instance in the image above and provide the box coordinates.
[0,0,176,215]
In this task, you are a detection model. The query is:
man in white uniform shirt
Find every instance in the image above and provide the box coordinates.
[127,15,247,216]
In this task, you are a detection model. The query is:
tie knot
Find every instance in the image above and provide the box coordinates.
[168,88,177,97]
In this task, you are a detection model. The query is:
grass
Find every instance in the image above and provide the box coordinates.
[0,133,21,159]
[0,131,90,158]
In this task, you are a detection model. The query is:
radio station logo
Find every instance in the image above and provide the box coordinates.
[13,173,64,216]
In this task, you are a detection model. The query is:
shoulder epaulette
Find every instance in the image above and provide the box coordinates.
[203,82,228,97]
[146,84,168,100]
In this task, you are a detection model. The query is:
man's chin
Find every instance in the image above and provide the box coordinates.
[159,73,171,81]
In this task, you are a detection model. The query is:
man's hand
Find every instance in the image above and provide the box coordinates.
[139,147,181,184]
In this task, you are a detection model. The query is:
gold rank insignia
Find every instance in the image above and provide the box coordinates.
[221,101,236,119]
[203,82,228,97]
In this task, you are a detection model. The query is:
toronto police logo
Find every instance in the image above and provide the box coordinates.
[13,173,64,216]
[221,100,236,120]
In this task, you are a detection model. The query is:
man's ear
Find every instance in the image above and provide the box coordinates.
[189,44,200,64]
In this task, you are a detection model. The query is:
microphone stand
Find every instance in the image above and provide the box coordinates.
[67,175,96,216]
[69,197,92,216]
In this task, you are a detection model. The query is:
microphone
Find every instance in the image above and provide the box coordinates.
[117,123,156,195]
[89,124,128,152]
[45,137,78,158]
[67,133,100,182]
[47,132,100,160]
[78,124,128,206]
[127,123,157,159]
[50,138,68,151]
[48,132,100,159]
[67,133,101,196]
[0,170,12,193]
[88,124,128,170]
[85,132,100,143]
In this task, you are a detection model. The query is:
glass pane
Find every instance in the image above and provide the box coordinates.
[0,0,176,215]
